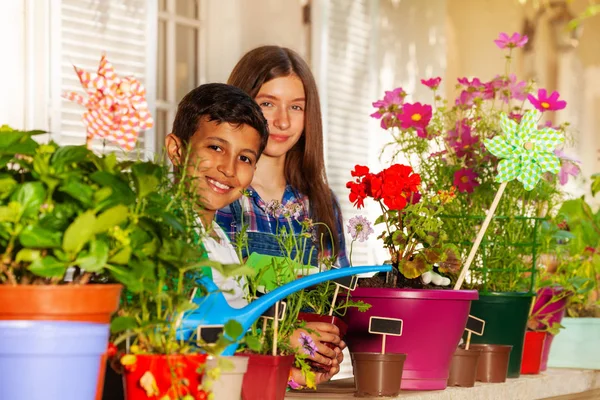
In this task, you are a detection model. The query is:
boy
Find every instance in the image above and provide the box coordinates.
[165,83,269,308]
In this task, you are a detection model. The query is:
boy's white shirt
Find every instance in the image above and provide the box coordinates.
[200,219,249,309]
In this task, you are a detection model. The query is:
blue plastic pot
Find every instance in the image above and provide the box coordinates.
[0,320,109,400]
[547,317,600,369]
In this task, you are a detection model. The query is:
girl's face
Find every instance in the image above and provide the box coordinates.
[255,75,306,158]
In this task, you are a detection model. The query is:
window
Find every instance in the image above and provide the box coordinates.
[155,0,206,152]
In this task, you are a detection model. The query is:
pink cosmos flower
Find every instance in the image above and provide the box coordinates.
[509,112,524,123]
[451,128,480,159]
[482,76,505,100]
[421,77,442,90]
[371,87,407,129]
[494,32,528,49]
[498,74,527,103]
[527,89,567,112]
[398,102,432,136]
[554,149,581,185]
[457,77,485,91]
[347,215,374,243]
[453,168,480,193]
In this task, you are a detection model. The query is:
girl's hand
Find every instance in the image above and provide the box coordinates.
[290,322,341,365]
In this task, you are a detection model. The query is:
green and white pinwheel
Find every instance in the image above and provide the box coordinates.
[484,110,564,191]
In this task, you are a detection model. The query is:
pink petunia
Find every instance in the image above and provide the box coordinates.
[371,87,407,129]
[398,102,432,135]
[527,89,567,112]
[494,32,528,49]
[421,77,442,90]
[453,168,480,193]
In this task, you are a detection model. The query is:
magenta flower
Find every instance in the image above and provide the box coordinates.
[421,77,442,90]
[555,149,581,185]
[527,89,567,112]
[347,215,374,243]
[398,102,432,136]
[299,333,317,357]
[371,87,407,129]
[482,76,505,100]
[453,168,480,193]
[494,32,528,49]
[452,128,480,159]
[509,112,523,123]
[498,74,527,103]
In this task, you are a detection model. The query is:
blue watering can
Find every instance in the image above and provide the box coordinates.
[178,265,391,355]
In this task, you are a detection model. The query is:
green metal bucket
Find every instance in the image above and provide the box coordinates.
[547,318,600,369]
[466,292,534,378]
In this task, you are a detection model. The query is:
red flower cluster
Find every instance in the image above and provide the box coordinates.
[347,164,421,210]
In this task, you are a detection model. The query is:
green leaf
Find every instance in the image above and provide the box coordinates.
[591,174,600,197]
[94,204,129,234]
[59,179,94,207]
[109,246,132,265]
[244,335,263,352]
[131,162,162,199]
[224,320,244,340]
[28,256,67,278]
[110,316,138,333]
[0,202,21,222]
[62,210,96,254]
[5,137,38,156]
[15,248,41,263]
[90,171,135,208]
[0,131,27,150]
[76,238,109,272]
[51,145,91,171]
[10,182,46,219]
[0,175,17,199]
[106,264,143,293]
[19,225,62,248]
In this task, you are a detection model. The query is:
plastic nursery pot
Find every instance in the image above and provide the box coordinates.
[0,320,109,400]
[531,287,571,371]
[205,356,249,400]
[521,331,547,374]
[447,346,482,387]
[467,292,533,378]
[122,354,208,400]
[95,352,108,400]
[470,344,512,383]
[548,317,600,370]
[236,353,295,400]
[298,312,348,372]
[351,352,406,397]
[0,284,123,323]
[344,287,478,390]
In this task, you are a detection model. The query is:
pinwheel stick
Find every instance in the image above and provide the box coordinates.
[454,181,508,290]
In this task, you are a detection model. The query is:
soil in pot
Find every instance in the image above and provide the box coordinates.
[122,354,208,400]
[521,331,547,374]
[351,352,406,397]
[235,353,295,400]
[298,312,348,372]
[205,356,249,400]
[470,344,512,383]
[447,346,482,387]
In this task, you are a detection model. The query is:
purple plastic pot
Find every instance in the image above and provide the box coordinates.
[344,288,478,390]
[531,287,571,371]
[0,320,109,400]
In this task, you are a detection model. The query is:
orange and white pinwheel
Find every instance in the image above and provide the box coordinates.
[63,55,153,151]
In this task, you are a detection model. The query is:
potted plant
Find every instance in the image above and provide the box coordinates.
[344,163,478,391]
[543,177,600,369]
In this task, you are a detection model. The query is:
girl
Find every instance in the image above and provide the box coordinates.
[216,46,348,386]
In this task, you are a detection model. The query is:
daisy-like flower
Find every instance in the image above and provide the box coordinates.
[371,87,407,129]
[527,89,567,112]
[421,77,442,90]
[453,168,480,193]
[299,333,317,357]
[398,102,432,136]
[347,215,374,243]
[494,32,528,49]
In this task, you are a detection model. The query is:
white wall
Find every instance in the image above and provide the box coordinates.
[0,2,26,128]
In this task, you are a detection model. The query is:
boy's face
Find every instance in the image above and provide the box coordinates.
[166,117,261,220]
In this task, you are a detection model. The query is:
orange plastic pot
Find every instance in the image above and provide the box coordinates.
[0,284,122,323]
[122,354,208,400]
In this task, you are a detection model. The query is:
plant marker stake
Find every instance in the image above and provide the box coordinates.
[464,315,486,350]
[381,334,387,354]
[262,318,268,342]
[454,181,508,290]
[368,317,403,355]
[328,284,340,316]
[465,331,472,350]
[272,301,279,356]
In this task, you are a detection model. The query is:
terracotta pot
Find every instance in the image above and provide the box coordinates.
[235,353,295,400]
[298,312,348,372]
[470,344,512,383]
[447,347,482,387]
[0,284,122,322]
[521,331,547,374]
[351,352,406,397]
[122,354,208,400]
[205,356,249,400]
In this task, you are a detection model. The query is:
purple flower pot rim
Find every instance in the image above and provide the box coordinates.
[351,287,478,300]
[536,286,573,297]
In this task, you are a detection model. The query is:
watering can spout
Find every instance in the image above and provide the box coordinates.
[178,265,391,355]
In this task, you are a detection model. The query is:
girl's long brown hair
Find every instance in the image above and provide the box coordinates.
[228,45,341,255]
